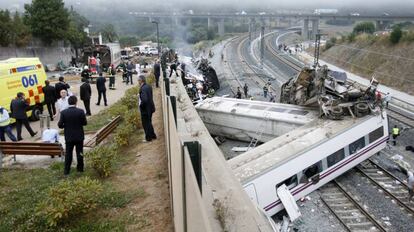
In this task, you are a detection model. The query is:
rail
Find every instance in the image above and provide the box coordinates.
[320,181,387,232]
[356,159,414,216]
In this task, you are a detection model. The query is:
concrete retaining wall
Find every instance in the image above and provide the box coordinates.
[0,47,75,66]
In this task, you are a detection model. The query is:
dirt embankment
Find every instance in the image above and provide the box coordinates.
[321,35,414,94]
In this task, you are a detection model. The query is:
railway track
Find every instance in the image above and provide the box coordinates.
[356,159,414,216]
[320,181,387,232]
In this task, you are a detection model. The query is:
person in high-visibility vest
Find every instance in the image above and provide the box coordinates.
[392,125,400,146]
[0,106,17,141]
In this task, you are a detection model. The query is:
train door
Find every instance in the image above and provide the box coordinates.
[244,184,259,205]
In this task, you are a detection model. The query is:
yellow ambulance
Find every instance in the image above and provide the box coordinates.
[0,58,47,121]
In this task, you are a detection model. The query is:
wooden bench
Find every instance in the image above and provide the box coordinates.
[84,115,122,147]
[0,142,64,169]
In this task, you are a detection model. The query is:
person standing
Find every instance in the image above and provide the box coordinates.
[243,83,249,98]
[138,75,156,142]
[0,106,17,141]
[126,61,134,85]
[80,78,92,115]
[96,56,101,74]
[58,96,87,176]
[169,62,179,77]
[96,73,107,106]
[108,64,116,90]
[408,171,414,202]
[153,60,161,88]
[384,92,392,108]
[55,89,69,117]
[81,66,90,82]
[392,125,400,146]
[263,85,268,98]
[10,92,37,141]
[55,76,70,99]
[42,80,56,120]
[236,87,242,99]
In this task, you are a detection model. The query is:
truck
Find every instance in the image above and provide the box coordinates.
[0,58,47,121]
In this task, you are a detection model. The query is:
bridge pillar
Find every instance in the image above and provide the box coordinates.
[302,19,309,40]
[311,19,319,40]
[218,18,225,36]
[207,17,212,29]
[186,18,191,27]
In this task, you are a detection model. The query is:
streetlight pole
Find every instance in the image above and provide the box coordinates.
[151,21,160,58]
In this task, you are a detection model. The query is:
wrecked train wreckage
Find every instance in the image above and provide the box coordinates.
[280,65,381,119]
[195,58,220,91]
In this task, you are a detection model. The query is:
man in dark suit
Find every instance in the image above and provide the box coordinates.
[80,78,92,115]
[96,73,107,106]
[58,96,87,175]
[55,76,70,99]
[138,75,156,142]
[42,80,56,120]
[153,60,161,88]
[10,92,37,140]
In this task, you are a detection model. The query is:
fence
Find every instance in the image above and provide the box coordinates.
[162,78,212,232]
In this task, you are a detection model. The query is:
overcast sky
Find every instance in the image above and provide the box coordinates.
[1,0,414,12]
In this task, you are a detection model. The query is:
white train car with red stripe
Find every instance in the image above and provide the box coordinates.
[228,111,388,216]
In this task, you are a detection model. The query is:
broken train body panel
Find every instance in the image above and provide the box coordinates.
[228,111,388,216]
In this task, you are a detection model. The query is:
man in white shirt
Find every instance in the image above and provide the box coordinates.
[384,92,392,108]
[41,127,59,143]
[55,89,69,119]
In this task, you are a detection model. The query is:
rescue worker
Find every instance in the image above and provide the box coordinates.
[126,61,134,85]
[243,83,249,98]
[263,84,268,98]
[0,106,17,141]
[384,92,392,108]
[169,62,179,77]
[81,66,91,82]
[392,125,400,146]
[236,87,242,99]
[108,64,116,90]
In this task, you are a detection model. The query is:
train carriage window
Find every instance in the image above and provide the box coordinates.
[300,161,322,183]
[349,136,366,154]
[369,127,384,143]
[276,175,298,190]
[327,148,345,167]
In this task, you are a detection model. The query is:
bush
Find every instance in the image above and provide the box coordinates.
[347,32,356,42]
[390,26,402,44]
[114,123,135,147]
[36,177,103,227]
[86,145,117,178]
[353,22,375,34]
[325,37,337,50]
[125,109,142,129]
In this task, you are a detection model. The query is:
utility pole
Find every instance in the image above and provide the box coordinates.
[151,21,160,58]
[260,25,265,68]
[313,33,326,68]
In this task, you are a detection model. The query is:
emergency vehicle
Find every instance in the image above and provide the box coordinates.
[0,58,46,121]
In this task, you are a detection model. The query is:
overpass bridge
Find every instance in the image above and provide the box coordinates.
[132,12,414,39]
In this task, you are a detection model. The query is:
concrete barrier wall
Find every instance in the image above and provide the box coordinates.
[0,47,74,66]
[162,81,212,232]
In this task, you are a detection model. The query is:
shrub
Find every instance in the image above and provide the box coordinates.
[325,37,337,50]
[353,22,375,34]
[125,109,142,129]
[36,177,103,227]
[390,26,402,44]
[114,123,135,147]
[86,145,117,178]
[347,32,356,42]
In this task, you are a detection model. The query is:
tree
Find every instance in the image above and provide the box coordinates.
[353,22,375,34]
[66,8,89,56]
[101,24,118,43]
[0,10,13,47]
[24,0,70,45]
[119,36,138,47]
[390,26,402,44]
[12,12,31,47]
